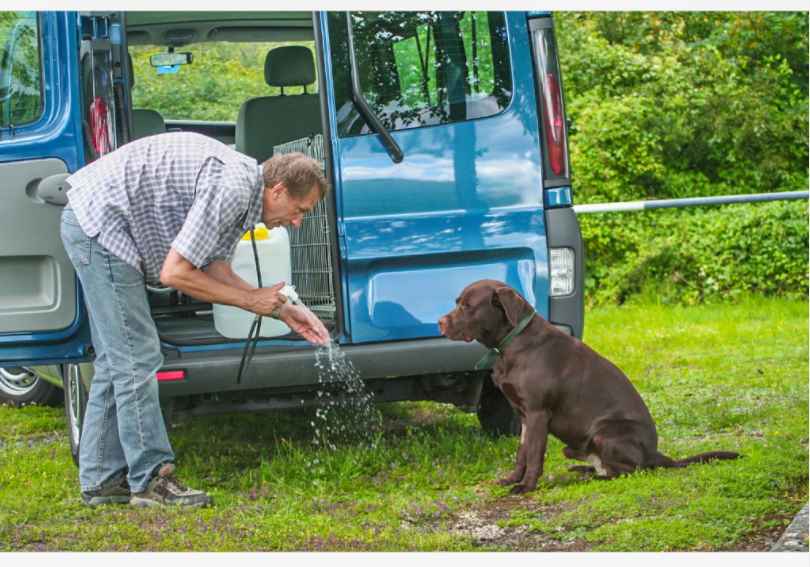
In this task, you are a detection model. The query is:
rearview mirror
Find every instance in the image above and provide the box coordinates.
[150,52,193,67]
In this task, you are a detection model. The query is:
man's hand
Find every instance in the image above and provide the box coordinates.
[244,282,288,318]
[279,304,329,345]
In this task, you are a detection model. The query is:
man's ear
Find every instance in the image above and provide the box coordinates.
[270,183,286,200]
[494,287,526,327]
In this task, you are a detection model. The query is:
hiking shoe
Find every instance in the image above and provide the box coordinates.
[82,476,132,507]
[130,463,213,508]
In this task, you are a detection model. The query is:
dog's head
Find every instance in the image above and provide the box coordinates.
[438,279,533,349]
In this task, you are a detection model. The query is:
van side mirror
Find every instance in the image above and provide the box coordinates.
[150,52,193,67]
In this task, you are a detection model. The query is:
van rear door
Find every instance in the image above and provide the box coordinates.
[319,11,549,343]
[0,11,91,366]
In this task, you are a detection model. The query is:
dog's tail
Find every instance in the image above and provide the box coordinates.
[656,451,740,469]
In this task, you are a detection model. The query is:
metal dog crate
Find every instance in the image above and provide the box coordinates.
[273,135,336,325]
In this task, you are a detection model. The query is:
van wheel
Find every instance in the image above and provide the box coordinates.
[161,398,174,433]
[0,367,63,407]
[63,364,89,467]
[477,376,521,436]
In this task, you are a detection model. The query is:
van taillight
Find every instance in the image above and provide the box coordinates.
[542,72,565,175]
[530,20,569,181]
[89,96,112,157]
[156,370,185,381]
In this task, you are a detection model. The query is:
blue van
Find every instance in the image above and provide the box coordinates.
[0,11,583,459]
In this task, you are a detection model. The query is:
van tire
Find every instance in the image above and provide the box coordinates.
[0,367,63,407]
[476,375,521,436]
[161,399,174,433]
[63,364,89,467]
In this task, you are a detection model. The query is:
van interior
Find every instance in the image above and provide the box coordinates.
[106,12,336,346]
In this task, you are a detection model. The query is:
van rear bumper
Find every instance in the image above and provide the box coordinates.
[157,338,490,397]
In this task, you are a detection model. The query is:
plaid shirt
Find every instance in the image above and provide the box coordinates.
[66,132,264,283]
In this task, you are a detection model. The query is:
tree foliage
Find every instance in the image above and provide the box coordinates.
[555,12,808,303]
[0,11,42,126]
[557,11,808,201]
[129,41,316,122]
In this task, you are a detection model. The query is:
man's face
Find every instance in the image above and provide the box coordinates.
[262,183,320,229]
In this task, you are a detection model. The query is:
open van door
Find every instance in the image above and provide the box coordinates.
[0,11,106,367]
[317,11,550,344]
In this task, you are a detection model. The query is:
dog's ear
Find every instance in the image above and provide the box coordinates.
[493,286,525,327]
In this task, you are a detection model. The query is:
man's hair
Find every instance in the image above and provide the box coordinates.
[261,153,330,200]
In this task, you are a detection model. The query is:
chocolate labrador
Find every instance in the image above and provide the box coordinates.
[438,279,738,494]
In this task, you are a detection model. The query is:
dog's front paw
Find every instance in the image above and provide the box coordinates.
[509,483,536,495]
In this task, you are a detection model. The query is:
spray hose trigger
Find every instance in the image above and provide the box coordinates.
[279,285,299,303]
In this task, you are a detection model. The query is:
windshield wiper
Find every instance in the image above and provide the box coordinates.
[345,12,404,164]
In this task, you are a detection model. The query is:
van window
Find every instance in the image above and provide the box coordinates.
[0,11,42,128]
[328,11,512,137]
[129,41,317,122]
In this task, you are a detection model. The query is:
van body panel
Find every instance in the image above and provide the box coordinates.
[0,12,92,365]
[345,212,547,342]
[0,159,76,334]
[326,12,550,344]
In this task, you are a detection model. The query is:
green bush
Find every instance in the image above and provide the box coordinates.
[129,42,316,122]
[556,12,808,304]
[558,12,809,201]
[580,200,809,305]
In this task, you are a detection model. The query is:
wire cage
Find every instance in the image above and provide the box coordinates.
[272,135,336,325]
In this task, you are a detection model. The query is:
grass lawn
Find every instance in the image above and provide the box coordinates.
[0,295,807,551]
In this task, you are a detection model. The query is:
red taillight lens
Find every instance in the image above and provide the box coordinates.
[542,72,565,175]
[531,23,568,179]
[156,370,185,381]
[89,96,112,157]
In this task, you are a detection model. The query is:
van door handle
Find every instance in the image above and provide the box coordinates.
[37,173,71,206]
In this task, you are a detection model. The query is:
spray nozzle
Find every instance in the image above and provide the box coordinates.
[279,285,299,303]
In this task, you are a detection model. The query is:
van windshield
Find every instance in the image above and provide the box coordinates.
[129,41,317,122]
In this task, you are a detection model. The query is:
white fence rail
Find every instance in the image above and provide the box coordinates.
[573,190,808,214]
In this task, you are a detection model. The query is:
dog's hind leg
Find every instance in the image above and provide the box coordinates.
[590,434,644,479]
[563,446,595,473]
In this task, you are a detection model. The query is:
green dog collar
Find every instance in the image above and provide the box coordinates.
[475,309,536,370]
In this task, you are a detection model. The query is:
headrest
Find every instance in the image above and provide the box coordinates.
[265,46,316,88]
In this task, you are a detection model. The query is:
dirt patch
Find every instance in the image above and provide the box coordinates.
[429,489,596,551]
[434,486,810,552]
[0,432,63,451]
[381,404,458,432]
[723,491,809,552]
[723,522,788,551]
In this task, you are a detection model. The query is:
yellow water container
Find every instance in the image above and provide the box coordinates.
[213,225,292,339]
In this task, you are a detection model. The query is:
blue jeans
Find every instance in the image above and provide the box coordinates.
[60,208,174,493]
